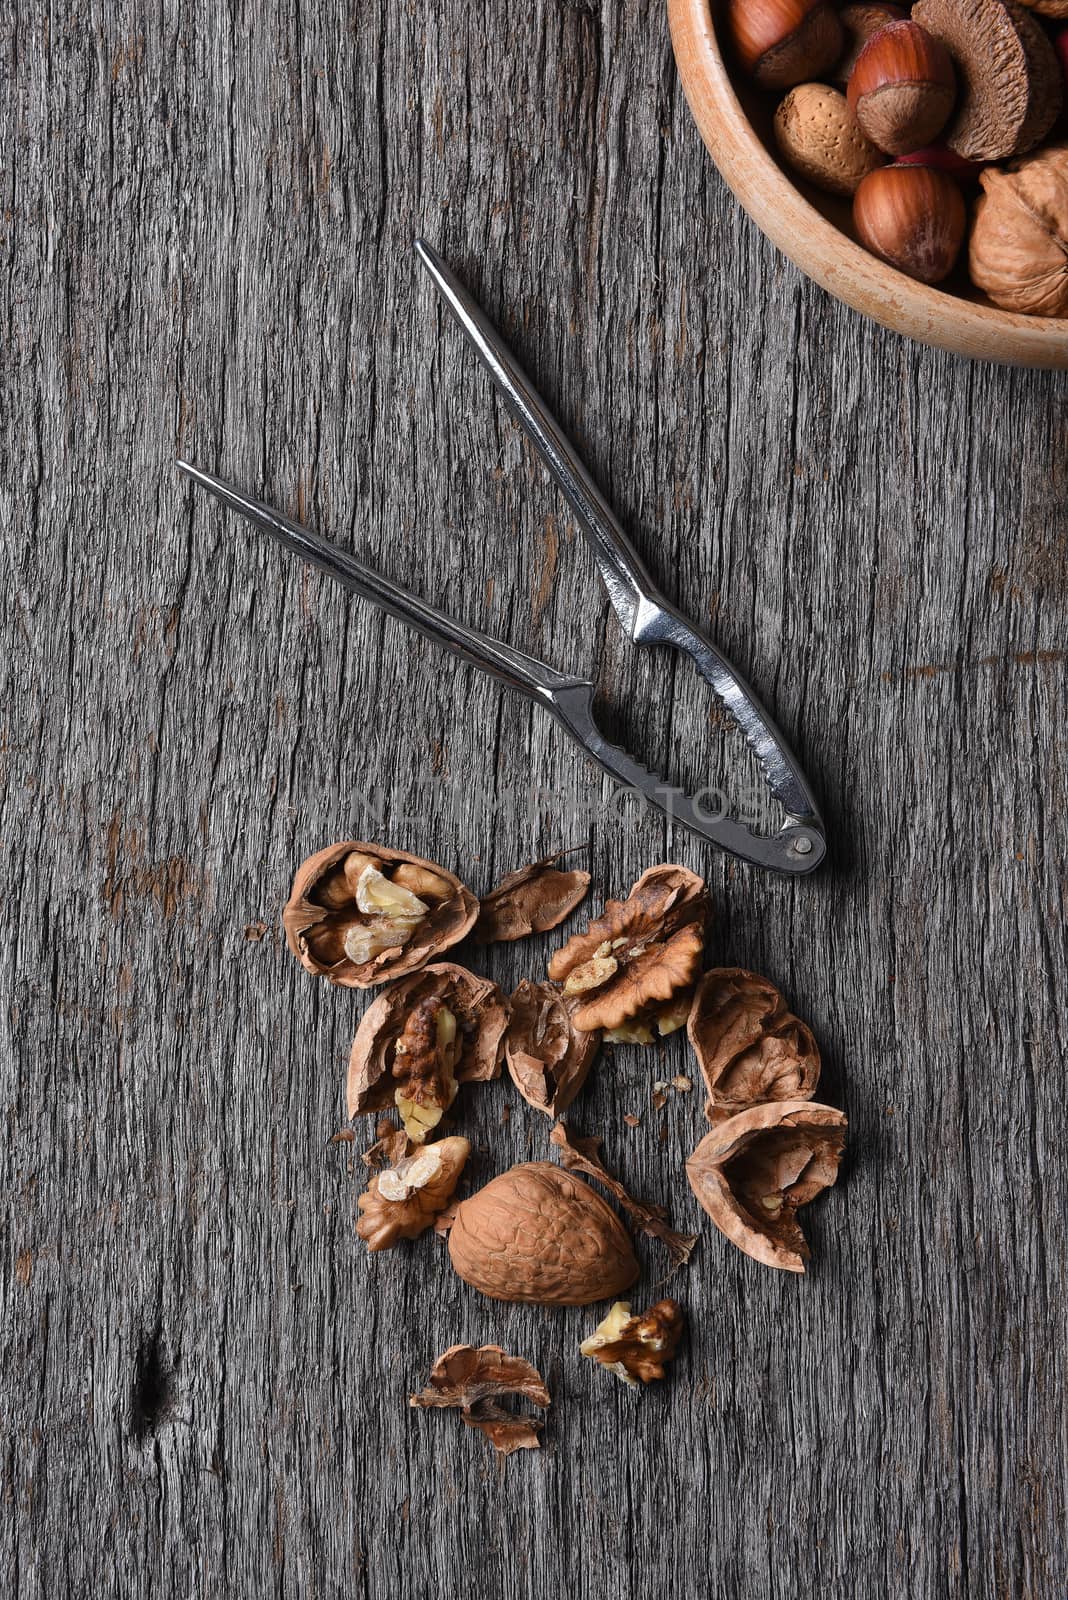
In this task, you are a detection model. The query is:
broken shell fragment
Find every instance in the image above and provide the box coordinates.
[473,852,591,944]
[550,1121,698,1269]
[685,1100,847,1273]
[447,1162,639,1305]
[580,1299,686,1385]
[687,968,821,1124]
[283,841,477,987]
[410,1344,550,1457]
[357,1135,471,1251]
[504,980,601,1117]
[347,963,508,1141]
[548,865,708,1037]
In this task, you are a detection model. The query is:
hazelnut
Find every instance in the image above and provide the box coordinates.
[969,144,1068,315]
[912,0,1062,161]
[893,143,982,179]
[833,3,906,90]
[580,1299,686,1386]
[447,1162,639,1305]
[283,841,477,987]
[853,164,966,282]
[847,21,956,155]
[773,83,885,197]
[726,0,844,90]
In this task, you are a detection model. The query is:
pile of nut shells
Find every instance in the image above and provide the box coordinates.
[729,0,1068,310]
[284,841,848,1455]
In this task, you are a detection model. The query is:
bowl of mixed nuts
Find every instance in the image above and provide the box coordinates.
[668,0,1068,366]
[292,840,849,1458]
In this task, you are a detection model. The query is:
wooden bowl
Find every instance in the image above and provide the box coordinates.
[667,0,1068,368]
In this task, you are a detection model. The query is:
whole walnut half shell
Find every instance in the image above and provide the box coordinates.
[473,852,591,945]
[687,968,821,1124]
[504,980,601,1117]
[686,1101,847,1274]
[969,146,1068,316]
[580,1299,686,1385]
[547,865,708,1037]
[356,1135,470,1251]
[283,842,478,988]
[347,964,508,1141]
[410,1345,550,1457]
[448,1162,639,1305]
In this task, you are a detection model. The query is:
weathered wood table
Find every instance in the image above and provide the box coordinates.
[3,4,1066,1596]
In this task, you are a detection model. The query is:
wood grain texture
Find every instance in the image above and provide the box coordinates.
[1,3,1066,1597]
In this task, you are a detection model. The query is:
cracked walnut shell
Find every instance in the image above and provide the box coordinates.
[547,865,707,1038]
[580,1299,685,1385]
[687,968,821,1124]
[504,980,601,1117]
[447,1162,639,1305]
[347,964,507,1142]
[357,1135,470,1251]
[283,842,477,988]
[686,1100,847,1273]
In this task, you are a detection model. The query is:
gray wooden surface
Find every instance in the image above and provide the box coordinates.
[3,3,1066,1596]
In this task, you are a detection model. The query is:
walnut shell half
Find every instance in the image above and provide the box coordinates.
[547,864,708,1036]
[687,968,821,1124]
[686,1101,847,1273]
[969,145,1068,316]
[448,1162,639,1305]
[283,841,477,988]
[504,980,601,1117]
[347,964,508,1140]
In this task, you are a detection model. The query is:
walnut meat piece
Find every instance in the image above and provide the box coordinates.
[686,1101,847,1273]
[283,842,477,988]
[547,865,708,1037]
[504,980,601,1117]
[357,1136,470,1251]
[687,968,821,1124]
[474,852,591,944]
[410,1345,550,1458]
[447,1163,639,1305]
[969,146,1068,316]
[580,1299,685,1385]
[347,964,508,1142]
